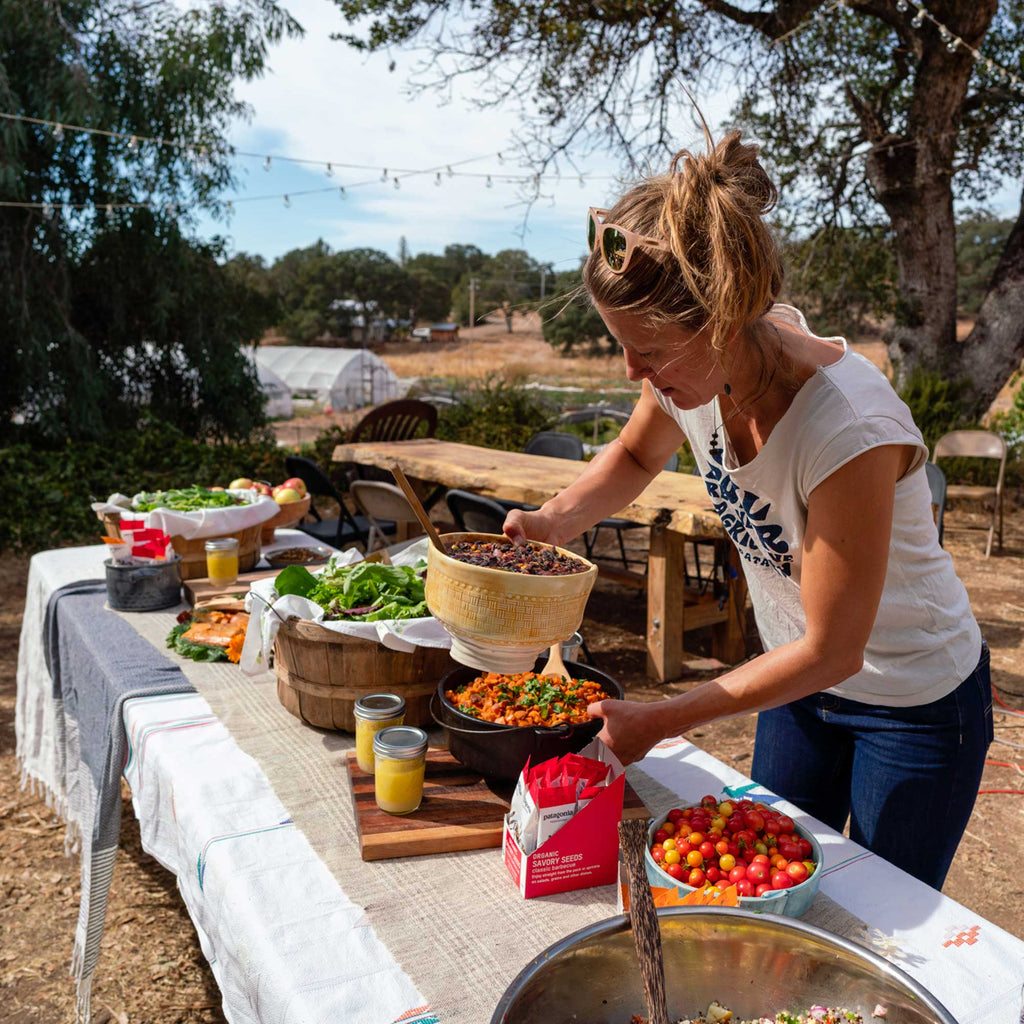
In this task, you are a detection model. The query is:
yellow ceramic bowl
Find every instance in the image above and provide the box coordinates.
[425,532,598,673]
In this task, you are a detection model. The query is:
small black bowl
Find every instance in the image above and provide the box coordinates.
[433,659,624,781]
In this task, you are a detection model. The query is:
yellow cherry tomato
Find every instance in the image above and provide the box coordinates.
[664,849,681,865]
[662,838,677,851]
[718,853,736,872]
[718,801,734,816]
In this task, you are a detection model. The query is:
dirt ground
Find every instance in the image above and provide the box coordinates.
[3,320,1024,1020]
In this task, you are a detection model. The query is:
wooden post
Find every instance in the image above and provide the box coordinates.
[646,525,685,682]
[711,543,749,665]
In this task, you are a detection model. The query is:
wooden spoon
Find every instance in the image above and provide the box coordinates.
[540,641,571,681]
[618,817,670,1024]
[390,464,447,554]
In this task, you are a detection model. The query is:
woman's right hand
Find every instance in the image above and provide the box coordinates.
[502,506,564,546]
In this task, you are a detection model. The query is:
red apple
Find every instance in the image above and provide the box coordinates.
[280,477,307,498]
[253,482,273,497]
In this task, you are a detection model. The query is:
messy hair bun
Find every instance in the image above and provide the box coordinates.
[584,127,784,358]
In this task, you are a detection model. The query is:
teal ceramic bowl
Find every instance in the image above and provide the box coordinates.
[643,808,824,918]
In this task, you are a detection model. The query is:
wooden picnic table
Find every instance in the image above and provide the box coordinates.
[331,438,749,681]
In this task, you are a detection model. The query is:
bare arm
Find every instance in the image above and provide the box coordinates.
[587,444,914,764]
[504,381,686,546]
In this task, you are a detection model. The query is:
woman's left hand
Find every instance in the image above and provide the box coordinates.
[586,698,666,766]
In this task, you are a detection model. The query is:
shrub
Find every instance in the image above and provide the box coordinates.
[434,376,559,450]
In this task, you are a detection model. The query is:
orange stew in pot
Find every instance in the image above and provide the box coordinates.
[445,672,611,727]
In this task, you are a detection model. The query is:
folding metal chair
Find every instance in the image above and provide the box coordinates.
[932,430,1006,556]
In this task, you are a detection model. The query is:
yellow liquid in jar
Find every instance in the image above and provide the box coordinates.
[374,754,426,815]
[206,548,239,584]
[354,714,404,774]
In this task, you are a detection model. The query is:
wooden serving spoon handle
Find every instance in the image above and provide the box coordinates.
[540,642,571,681]
[618,817,670,1024]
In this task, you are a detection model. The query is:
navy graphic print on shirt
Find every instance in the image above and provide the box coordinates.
[704,441,794,577]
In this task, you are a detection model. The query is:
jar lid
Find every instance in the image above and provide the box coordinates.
[354,693,407,721]
[373,726,428,760]
[204,537,239,551]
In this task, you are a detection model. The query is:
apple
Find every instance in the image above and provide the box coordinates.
[209,486,225,492]
[280,477,307,498]
[253,482,273,497]
[274,487,302,504]
[229,477,254,490]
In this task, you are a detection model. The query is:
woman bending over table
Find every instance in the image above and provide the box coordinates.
[502,124,991,890]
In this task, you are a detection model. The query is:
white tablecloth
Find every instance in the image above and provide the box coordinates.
[16,538,1024,1024]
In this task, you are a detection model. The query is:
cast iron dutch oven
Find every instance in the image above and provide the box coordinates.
[432,658,624,781]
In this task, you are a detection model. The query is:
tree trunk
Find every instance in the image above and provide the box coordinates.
[958,192,1024,421]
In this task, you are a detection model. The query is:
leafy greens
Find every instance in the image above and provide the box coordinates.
[276,559,429,621]
[134,486,246,512]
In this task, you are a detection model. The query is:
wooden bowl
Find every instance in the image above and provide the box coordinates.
[259,494,312,544]
[424,532,597,673]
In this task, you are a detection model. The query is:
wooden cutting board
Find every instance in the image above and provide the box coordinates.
[184,570,277,606]
[346,748,650,861]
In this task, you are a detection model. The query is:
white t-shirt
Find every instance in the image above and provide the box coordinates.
[652,305,981,707]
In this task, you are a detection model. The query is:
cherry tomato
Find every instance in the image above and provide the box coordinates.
[651,847,667,864]
[663,849,681,866]
[771,854,788,871]
[741,847,757,863]
[710,816,726,832]
[688,868,706,888]
[718,801,734,817]
[687,832,706,846]
[728,865,748,884]
[744,810,765,833]
[777,815,795,833]
[786,861,809,884]
[736,878,756,897]
[701,794,718,808]
[667,808,686,824]
[754,841,769,856]
[705,865,722,883]
[764,819,781,836]
[803,860,817,876]
[675,840,692,857]
[755,883,773,898]
[738,800,754,811]
[727,842,740,858]
[699,841,716,860]
[752,854,771,866]
[797,838,813,859]
[662,838,677,851]
[718,853,736,872]
[771,870,795,890]
[779,842,802,862]
[654,828,670,844]
[715,879,732,892]
[715,840,730,856]
[665,862,686,881]
[686,850,704,868]
[745,861,770,886]
[660,820,676,837]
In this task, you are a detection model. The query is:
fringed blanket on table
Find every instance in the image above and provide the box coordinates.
[42,583,194,1022]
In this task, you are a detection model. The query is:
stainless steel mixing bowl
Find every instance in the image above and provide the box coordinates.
[491,907,957,1024]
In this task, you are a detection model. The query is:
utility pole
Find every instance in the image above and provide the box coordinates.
[469,277,477,329]
[540,267,547,302]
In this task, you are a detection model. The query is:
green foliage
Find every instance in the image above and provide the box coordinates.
[434,377,559,450]
[956,214,1016,315]
[0,0,301,442]
[990,371,1024,465]
[451,249,550,325]
[897,371,972,454]
[540,267,614,356]
[0,420,286,554]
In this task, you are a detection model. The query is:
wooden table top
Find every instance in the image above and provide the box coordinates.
[332,438,724,538]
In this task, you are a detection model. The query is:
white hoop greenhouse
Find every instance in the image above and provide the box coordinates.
[253,345,401,411]
[243,350,294,419]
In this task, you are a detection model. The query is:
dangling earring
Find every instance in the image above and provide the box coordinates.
[723,382,732,395]
[711,383,730,456]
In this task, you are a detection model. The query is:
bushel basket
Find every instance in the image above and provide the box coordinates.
[274,616,455,732]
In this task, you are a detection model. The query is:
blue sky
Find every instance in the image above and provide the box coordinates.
[195,0,1020,271]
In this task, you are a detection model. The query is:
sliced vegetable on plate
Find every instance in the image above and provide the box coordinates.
[167,604,249,663]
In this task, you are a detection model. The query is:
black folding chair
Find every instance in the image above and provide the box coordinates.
[284,455,392,551]
[445,489,510,535]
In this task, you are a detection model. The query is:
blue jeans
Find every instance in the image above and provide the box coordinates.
[751,644,992,890]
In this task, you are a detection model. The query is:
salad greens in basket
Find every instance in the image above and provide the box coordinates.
[275,558,428,621]
[133,486,248,512]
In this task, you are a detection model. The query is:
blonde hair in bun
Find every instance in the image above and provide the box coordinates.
[584,118,784,363]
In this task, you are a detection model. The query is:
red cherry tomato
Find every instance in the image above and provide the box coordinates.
[752,854,771,866]
[744,810,765,833]
[728,865,748,884]
[797,838,813,859]
[741,847,757,863]
[786,861,810,884]
[764,819,781,836]
[653,828,670,844]
[651,847,667,864]
[705,866,722,883]
[688,868,706,888]
[735,878,755,897]
[667,808,686,824]
[715,840,730,856]
[745,861,770,885]
[665,862,686,881]
[701,794,718,808]
[676,840,693,857]
[715,879,732,892]
[777,815,795,833]
[771,870,795,890]
[755,883,773,898]
[699,841,716,860]
[779,842,802,862]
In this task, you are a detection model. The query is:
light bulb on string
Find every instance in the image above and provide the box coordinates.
[42,202,54,220]
[497,152,504,165]
[896,0,908,10]
[393,177,400,189]
[339,186,346,199]
[105,203,115,222]
[947,38,959,52]
[53,123,64,142]
[446,165,454,177]
[264,155,271,171]
[938,24,950,39]
[578,175,585,189]
[435,171,442,186]
[283,194,291,207]
[127,135,139,153]
[325,163,334,177]
[225,200,233,212]
[380,168,388,182]
[911,10,924,26]
[486,175,493,188]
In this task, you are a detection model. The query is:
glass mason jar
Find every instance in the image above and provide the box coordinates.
[353,693,406,774]
[373,726,428,815]
[204,537,240,585]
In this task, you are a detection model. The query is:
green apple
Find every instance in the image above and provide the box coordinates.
[274,487,302,504]
[229,477,254,490]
